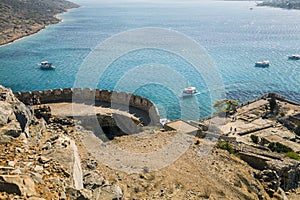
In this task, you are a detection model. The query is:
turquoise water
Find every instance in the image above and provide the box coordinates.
[0,0,300,120]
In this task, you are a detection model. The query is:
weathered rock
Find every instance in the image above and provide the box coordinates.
[59,190,67,200]
[38,156,52,164]
[66,187,92,200]
[34,106,51,122]
[34,165,43,172]
[15,147,24,153]
[0,175,36,197]
[0,166,15,173]
[28,197,46,200]
[7,160,16,167]
[97,185,123,200]
[0,120,22,137]
[255,169,280,196]
[0,86,33,138]
[0,101,15,126]
[266,159,300,191]
[86,159,98,170]
[83,171,104,190]
[51,117,74,126]
[30,172,44,184]
[42,142,52,150]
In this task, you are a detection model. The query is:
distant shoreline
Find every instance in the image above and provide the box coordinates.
[257,1,300,10]
[0,8,78,47]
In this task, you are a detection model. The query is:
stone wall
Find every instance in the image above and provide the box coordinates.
[262,93,300,106]
[13,88,160,126]
[238,152,271,170]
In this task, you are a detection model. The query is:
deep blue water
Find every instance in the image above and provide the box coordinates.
[0,0,300,120]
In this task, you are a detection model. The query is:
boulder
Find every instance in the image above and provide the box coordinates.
[96,184,123,200]
[66,187,92,200]
[0,120,22,137]
[0,86,33,137]
[0,101,15,126]
[0,175,36,197]
[83,171,104,190]
[38,156,52,164]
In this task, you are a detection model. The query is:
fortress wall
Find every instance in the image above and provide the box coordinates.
[263,93,300,106]
[14,88,160,125]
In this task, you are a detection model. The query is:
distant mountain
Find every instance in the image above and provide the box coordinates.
[258,0,300,10]
[0,0,79,45]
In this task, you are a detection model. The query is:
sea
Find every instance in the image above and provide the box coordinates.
[0,0,300,121]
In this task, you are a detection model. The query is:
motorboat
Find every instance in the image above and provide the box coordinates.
[288,54,300,60]
[182,86,197,97]
[39,61,55,70]
[255,60,269,67]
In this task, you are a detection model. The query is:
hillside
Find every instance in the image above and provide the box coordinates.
[1,85,300,199]
[258,0,300,10]
[0,0,79,45]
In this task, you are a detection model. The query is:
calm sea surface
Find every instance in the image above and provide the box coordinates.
[0,0,300,120]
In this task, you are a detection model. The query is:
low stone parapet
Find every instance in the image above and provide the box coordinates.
[14,88,160,126]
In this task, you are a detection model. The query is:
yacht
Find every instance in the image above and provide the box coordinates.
[182,86,197,97]
[288,54,300,60]
[255,60,269,67]
[39,61,55,70]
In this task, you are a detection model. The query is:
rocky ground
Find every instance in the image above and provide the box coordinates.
[0,85,300,199]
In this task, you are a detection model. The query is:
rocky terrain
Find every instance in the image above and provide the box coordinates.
[258,0,300,10]
[0,84,299,199]
[0,0,79,45]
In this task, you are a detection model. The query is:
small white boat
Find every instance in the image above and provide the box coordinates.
[255,60,269,67]
[39,61,55,70]
[288,54,300,60]
[182,86,197,97]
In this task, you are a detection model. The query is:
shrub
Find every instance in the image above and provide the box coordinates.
[250,134,259,144]
[268,142,293,153]
[216,141,234,154]
[285,152,300,161]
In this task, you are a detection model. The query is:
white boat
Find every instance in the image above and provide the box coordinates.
[182,86,197,97]
[39,61,55,70]
[288,54,300,60]
[255,60,269,67]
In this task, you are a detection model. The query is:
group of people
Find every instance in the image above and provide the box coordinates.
[28,95,41,106]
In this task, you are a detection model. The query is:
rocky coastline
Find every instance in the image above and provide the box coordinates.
[0,0,79,46]
[257,0,300,10]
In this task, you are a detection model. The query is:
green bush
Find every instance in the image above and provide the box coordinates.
[250,135,259,144]
[268,96,277,114]
[268,142,293,153]
[216,141,234,154]
[285,152,300,161]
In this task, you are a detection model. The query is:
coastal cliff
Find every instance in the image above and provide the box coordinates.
[0,0,79,46]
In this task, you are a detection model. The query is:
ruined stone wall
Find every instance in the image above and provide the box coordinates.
[13,88,160,126]
[262,93,300,106]
[238,152,270,170]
